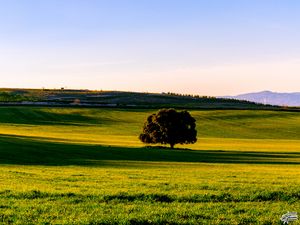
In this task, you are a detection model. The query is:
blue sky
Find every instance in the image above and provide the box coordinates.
[0,0,300,95]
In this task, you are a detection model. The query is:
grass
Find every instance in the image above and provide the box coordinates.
[1,107,300,151]
[0,107,300,224]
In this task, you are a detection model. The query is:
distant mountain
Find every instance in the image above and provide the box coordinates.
[222,91,300,106]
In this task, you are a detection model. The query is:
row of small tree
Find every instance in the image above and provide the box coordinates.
[162,92,216,99]
[139,109,197,149]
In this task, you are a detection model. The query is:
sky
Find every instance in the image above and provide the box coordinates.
[0,0,300,96]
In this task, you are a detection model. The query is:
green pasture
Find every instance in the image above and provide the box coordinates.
[1,107,300,150]
[0,107,300,224]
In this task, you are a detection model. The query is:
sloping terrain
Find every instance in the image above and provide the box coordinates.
[0,88,281,109]
[1,107,300,224]
[1,107,300,154]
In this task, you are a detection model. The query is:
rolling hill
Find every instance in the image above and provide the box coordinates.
[0,88,281,109]
[1,107,300,224]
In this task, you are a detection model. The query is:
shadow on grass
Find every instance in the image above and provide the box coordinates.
[0,134,300,166]
[0,107,113,126]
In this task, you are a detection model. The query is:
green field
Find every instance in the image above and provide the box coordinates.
[1,107,300,224]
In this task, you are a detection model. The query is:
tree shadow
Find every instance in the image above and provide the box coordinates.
[0,134,300,166]
[0,107,115,126]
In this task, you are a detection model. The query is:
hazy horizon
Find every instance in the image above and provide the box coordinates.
[2,86,300,98]
[1,0,300,96]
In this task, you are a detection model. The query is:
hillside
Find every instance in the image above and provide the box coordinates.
[1,107,300,152]
[0,88,281,109]
[223,90,300,106]
[1,107,300,224]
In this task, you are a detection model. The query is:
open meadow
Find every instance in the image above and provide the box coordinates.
[1,107,300,224]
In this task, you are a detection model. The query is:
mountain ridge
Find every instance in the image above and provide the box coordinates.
[222,91,300,106]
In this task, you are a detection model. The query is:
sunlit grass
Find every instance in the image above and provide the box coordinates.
[1,107,300,150]
[1,107,300,224]
[1,163,300,224]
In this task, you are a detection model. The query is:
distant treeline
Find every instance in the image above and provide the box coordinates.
[0,92,35,102]
[162,91,266,105]
[162,92,216,99]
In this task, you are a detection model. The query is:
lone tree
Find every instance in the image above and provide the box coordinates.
[139,109,197,149]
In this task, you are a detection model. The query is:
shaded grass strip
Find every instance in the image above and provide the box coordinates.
[2,190,300,203]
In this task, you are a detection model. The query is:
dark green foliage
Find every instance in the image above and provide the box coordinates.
[0,92,34,102]
[139,109,197,148]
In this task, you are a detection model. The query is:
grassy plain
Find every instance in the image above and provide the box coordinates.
[0,107,300,224]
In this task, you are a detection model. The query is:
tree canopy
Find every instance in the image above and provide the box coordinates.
[139,109,197,148]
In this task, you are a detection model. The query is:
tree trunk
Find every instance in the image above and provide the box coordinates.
[170,143,175,149]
